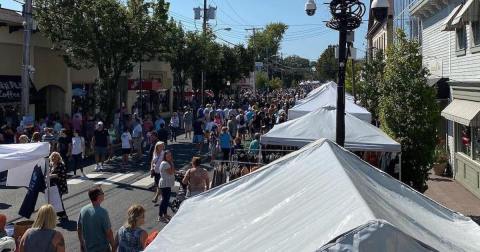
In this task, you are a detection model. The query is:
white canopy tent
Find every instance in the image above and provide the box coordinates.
[145,139,480,252]
[298,81,354,104]
[261,106,401,152]
[289,82,370,122]
[0,143,49,187]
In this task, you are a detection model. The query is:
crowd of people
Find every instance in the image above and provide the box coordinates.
[1,84,320,251]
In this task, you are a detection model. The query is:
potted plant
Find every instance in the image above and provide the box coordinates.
[432,144,448,176]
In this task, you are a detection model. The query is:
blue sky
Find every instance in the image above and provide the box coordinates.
[1,0,369,61]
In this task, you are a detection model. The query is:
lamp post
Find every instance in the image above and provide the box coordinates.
[305,0,365,147]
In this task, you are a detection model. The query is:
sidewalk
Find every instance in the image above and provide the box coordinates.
[424,174,480,223]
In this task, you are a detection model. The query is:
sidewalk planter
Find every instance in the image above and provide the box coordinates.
[433,163,447,176]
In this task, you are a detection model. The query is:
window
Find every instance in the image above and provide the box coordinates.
[457,124,471,157]
[456,26,467,54]
[472,21,480,47]
[473,127,480,161]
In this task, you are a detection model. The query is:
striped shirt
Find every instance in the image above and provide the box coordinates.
[158,161,175,188]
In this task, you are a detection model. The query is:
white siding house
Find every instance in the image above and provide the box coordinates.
[413,0,480,198]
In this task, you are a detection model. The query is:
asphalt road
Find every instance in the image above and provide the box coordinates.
[0,134,202,251]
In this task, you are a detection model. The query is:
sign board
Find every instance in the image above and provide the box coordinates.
[128,79,162,90]
[0,75,22,103]
[425,59,443,78]
[22,115,34,128]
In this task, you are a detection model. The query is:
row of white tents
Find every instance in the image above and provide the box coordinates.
[145,81,480,251]
[146,139,480,251]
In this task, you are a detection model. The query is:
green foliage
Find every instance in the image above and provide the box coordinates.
[248,23,288,61]
[345,59,363,95]
[380,29,439,191]
[357,51,385,120]
[255,71,269,89]
[268,77,283,90]
[316,45,338,82]
[35,0,170,120]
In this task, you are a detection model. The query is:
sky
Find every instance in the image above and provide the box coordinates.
[1,0,369,61]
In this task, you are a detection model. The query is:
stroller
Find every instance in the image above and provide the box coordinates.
[170,170,187,213]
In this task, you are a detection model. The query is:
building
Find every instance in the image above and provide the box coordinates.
[393,0,421,41]
[412,0,480,198]
[0,7,173,119]
[367,0,395,57]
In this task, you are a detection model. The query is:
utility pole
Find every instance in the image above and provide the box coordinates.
[201,0,207,106]
[245,27,262,94]
[21,0,33,116]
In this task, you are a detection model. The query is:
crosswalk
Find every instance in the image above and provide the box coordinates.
[67,172,154,188]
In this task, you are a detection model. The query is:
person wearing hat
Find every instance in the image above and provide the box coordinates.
[91,121,110,171]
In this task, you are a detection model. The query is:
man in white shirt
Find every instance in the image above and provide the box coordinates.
[132,118,143,158]
[120,128,132,166]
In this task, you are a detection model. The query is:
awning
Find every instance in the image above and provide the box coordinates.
[452,0,475,26]
[427,77,448,87]
[441,99,480,126]
[442,4,464,31]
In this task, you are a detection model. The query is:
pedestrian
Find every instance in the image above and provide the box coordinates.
[157,150,175,222]
[78,186,116,252]
[31,132,41,143]
[219,127,232,162]
[183,107,193,139]
[57,129,71,172]
[227,115,237,139]
[107,123,117,162]
[192,118,204,154]
[19,204,66,252]
[70,129,85,177]
[151,141,165,203]
[49,152,69,221]
[157,123,169,147]
[249,133,261,156]
[91,121,110,171]
[182,157,209,198]
[18,134,29,143]
[114,204,148,252]
[132,119,143,158]
[236,110,247,141]
[169,112,180,142]
[0,214,6,238]
[120,127,132,166]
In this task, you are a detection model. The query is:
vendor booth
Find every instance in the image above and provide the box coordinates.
[298,81,354,104]
[145,139,480,252]
[261,106,400,152]
[289,82,370,122]
[0,142,49,187]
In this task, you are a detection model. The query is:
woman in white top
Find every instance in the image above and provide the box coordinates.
[70,129,85,176]
[120,127,133,166]
[151,141,165,203]
[158,150,175,222]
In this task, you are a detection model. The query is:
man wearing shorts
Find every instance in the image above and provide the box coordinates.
[192,118,204,154]
[91,122,110,171]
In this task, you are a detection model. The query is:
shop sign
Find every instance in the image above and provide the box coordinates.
[0,75,22,103]
[128,79,162,90]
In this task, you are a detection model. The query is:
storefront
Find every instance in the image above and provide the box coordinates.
[442,84,480,198]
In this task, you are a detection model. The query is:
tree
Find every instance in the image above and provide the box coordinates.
[357,51,385,121]
[248,23,288,62]
[316,45,337,82]
[380,30,439,191]
[255,72,269,89]
[35,0,170,120]
[345,59,363,96]
[268,77,283,90]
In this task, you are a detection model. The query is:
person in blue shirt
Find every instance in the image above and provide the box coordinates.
[249,133,261,156]
[219,126,232,161]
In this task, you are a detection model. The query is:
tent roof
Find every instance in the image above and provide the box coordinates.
[289,82,370,122]
[299,81,354,104]
[319,220,438,251]
[261,106,400,152]
[0,142,50,172]
[145,139,480,252]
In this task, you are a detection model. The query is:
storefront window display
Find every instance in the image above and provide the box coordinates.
[457,124,471,157]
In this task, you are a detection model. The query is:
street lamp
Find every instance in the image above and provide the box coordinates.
[305,0,388,147]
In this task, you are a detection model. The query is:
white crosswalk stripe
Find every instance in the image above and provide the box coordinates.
[95,173,135,185]
[68,173,103,185]
[131,176,154,188]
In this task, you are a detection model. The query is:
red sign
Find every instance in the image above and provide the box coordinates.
[128,79,162,90]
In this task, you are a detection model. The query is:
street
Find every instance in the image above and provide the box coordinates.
[0,134,199,251]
